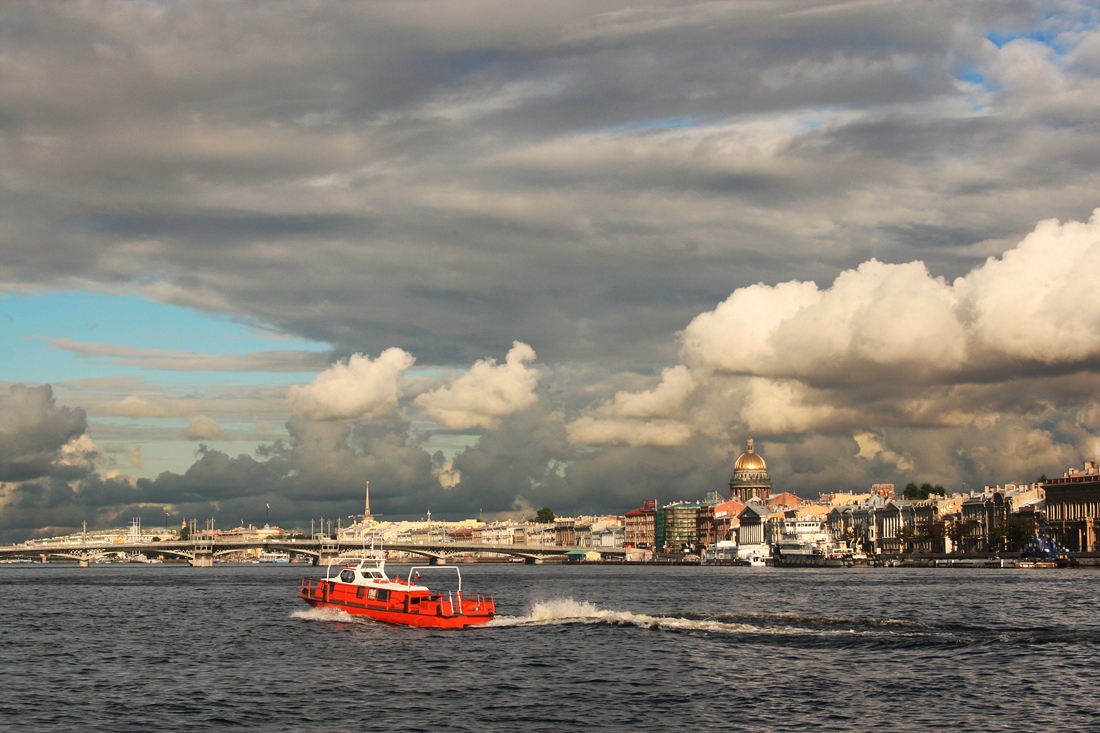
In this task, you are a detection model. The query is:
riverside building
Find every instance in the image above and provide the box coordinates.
[729,436,771,502]
[1044,460,1100,552]
[624,500,658,550]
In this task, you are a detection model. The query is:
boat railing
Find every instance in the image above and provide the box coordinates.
[406,565,462,592]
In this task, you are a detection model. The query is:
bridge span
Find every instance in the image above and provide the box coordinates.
[0,537,624,567]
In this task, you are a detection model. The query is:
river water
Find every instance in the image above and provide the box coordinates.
[1,562,1097,732]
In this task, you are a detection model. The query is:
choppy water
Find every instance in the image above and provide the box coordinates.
[1,563,1098,732]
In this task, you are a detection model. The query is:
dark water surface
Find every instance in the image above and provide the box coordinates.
[1,563,1097,732]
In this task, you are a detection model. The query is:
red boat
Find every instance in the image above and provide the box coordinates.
[299,553,496,629]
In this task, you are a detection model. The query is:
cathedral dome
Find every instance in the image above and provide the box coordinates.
[733,436,767,472]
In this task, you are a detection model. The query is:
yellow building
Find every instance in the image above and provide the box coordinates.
[729,436,771,502]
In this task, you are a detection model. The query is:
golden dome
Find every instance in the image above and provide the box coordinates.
[733,437,767,472]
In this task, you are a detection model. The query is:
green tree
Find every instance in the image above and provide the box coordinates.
[904,482,947,500]
[179,524,191,541]
[1004,515,1037,552]
[895,526,914,553]
[534,507,556,524]
[916,520,946,553]
[987,523,1007,553]
[843,523,865,553]
[946,519,975,552]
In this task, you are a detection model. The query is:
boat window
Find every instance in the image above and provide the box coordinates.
[376,590,389,601]
[356,586,365,599]
[340,569,355,583]
[368,588,377,600]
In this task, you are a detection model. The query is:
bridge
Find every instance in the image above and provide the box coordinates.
[0,536,624,567]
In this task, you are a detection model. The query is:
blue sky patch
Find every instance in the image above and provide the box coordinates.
[0,289,330,386]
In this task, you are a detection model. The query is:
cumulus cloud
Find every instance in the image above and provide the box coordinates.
[566,365,696,446]
[288,348,415,421]
[433,456,461,489]
[0,384,89,482]
[738,379,861,436]
[854,431,915,473]
[186,415,221,441]
[674,210,1100,434]
[55,434,100,473]
[958,211,1100,363]
[684,210,1100,381]
[414,342,539,429]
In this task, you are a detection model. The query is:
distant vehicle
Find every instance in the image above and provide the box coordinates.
[1016,535,1075,568]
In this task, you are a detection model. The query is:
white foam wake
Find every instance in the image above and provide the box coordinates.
[292,600,921,638]
[487,597,761,633]
[291,606,360,623]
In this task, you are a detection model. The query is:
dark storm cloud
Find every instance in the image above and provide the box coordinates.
[3,1,1097,365]
[0,384,89,482]
[3,2,1100,540]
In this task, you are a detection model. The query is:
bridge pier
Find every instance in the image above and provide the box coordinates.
[190,552,214,567]
[524,557,543,565]
[314,553,340,567]
[430,556,447,565]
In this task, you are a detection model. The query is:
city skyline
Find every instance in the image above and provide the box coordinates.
[2,1,1100,541]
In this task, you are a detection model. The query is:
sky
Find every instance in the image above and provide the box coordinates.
[2,0,1100,542]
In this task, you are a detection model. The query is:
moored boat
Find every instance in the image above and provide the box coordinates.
[299,553,496,629]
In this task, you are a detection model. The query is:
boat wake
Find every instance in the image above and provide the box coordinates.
[291,607,359,623]
[291,600,1063,646]
[487,598,762,633]
[487,598,946,640]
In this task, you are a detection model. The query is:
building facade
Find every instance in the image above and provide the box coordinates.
[625,500,658,549]
[657,502,702,553]
[729,436,772,502]
[1044,460,1100,552]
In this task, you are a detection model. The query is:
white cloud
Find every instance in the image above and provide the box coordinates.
[103,395,190,418]
[434,458,461,489]
[682,209,1100,385]
[55,434,99,470]
[738,379,855,435]
[853,431,915,472]
[565,416,693,448]
[414,342,539,429]
[566,365,696,446]
[186,415,220,441]
[288,348,416,421]
[958,210,1100,362]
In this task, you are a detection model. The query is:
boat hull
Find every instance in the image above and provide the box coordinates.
[301,596,493,628]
